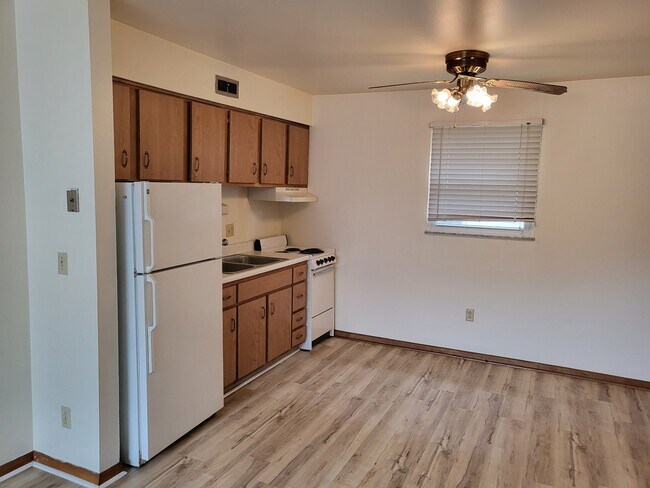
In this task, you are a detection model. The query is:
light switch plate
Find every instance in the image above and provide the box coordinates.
[225,223,235,238]
[67,189,79,212]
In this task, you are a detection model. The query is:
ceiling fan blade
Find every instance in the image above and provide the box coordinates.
[482,77,567,95]
[368,79,455,90]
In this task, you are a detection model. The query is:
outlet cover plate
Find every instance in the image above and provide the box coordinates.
[465,308,475,322]
[61,406,71,429]
[58,252,68,275]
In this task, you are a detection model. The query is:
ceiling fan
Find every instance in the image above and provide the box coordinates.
[369,50,567,113]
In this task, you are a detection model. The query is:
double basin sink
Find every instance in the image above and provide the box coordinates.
[222,254,287,274]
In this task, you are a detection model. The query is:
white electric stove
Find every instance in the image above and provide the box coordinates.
[255,235,336,350]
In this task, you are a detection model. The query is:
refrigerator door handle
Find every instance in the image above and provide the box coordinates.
[146,274,158,374]
[143,189,155,273]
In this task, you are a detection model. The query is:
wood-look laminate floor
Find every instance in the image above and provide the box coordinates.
[3,337,650,488]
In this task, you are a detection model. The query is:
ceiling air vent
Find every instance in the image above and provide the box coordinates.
[215,75,239,99]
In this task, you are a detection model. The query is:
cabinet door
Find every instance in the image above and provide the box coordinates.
[228,111,260,184]
[223,307,237,387]
[139,90,188,181]
[190,102,227,183]
[113,83,137,181]
[237,297,267,378]
[260,119,287,185]
[287,125,309,187]
[267,287,292,361]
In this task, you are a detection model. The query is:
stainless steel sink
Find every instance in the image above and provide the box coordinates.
[223,254,286,266]
[222,262,255,274]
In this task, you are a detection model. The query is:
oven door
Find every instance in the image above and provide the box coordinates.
[310,265,335,318]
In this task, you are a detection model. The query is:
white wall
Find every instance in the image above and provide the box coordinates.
[111,20,312,125]
[282,76,650,381]
[222,187,282,245]
[0,0,33,467]
[15,0,118,472]
[89,0,121,472]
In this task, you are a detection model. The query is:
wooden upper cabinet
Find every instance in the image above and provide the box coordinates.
[223,307,237,387]
[287,125,309,187]
[266,287,292,362]
[237,297,267,378]
[228,111,260,184]
[190,102,227,183]
[139,90,188,181]
[113,83,137,181]
[260,119,287,185]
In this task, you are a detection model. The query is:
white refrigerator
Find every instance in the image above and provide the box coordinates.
[115,182,223,467]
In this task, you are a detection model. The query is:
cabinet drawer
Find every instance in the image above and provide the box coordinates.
[292,326,306,347]
[292,282,306,312]
[222,285,236,308]
[238,269,292,302]
[292,264,307,283]
[292,310,306,331]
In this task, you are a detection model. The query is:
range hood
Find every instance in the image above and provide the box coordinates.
[248,187,317,203]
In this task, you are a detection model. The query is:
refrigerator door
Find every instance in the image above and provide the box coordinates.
[133,182,221,273]
[135,259,223,462]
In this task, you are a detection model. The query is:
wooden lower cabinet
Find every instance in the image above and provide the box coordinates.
[237,297,267,378]
[223,307,237,387]
[266,287,292,361]
[223,264,308,390]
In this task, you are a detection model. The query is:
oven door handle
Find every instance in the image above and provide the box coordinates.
[311,265,335,276]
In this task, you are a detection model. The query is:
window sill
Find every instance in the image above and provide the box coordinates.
[425,223,535,241]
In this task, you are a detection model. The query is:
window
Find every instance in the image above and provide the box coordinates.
[426,120,543,239]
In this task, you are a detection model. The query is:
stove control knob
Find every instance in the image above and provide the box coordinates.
[317,259,323,265]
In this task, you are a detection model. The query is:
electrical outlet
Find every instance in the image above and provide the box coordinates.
[225,223,235,238]
[58,252,68,275]
[61,406,71,429]
[465,308,475,322]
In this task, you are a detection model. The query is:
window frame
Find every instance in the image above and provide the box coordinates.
[424,119,543,241]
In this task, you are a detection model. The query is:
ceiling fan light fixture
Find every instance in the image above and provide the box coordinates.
[431,88,451,109]
[466,84,498,112]
[480,91,498,112]
[444,92,462,113]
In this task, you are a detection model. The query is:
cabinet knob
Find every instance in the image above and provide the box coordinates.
[296,294,304,299]
[270,302,275,315]
[252,162,257,175]
[223,294,232,301]
[230,318,236,332]
[194,156,200,172]
[143,151,150,168]
[289,166,294,177]
[260,306,266,319]
[295,333,303,340]
[263,163,268,175]
[296,316,303,322]
[121,149,128,168]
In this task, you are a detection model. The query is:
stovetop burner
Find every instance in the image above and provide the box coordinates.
[300,248,324,255]
[282,247,301,252]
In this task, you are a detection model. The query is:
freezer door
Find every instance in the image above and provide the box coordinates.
[133,182,222,273]
[136,260,223,462]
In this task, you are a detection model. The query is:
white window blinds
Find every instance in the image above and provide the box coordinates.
[428,120,543,222]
